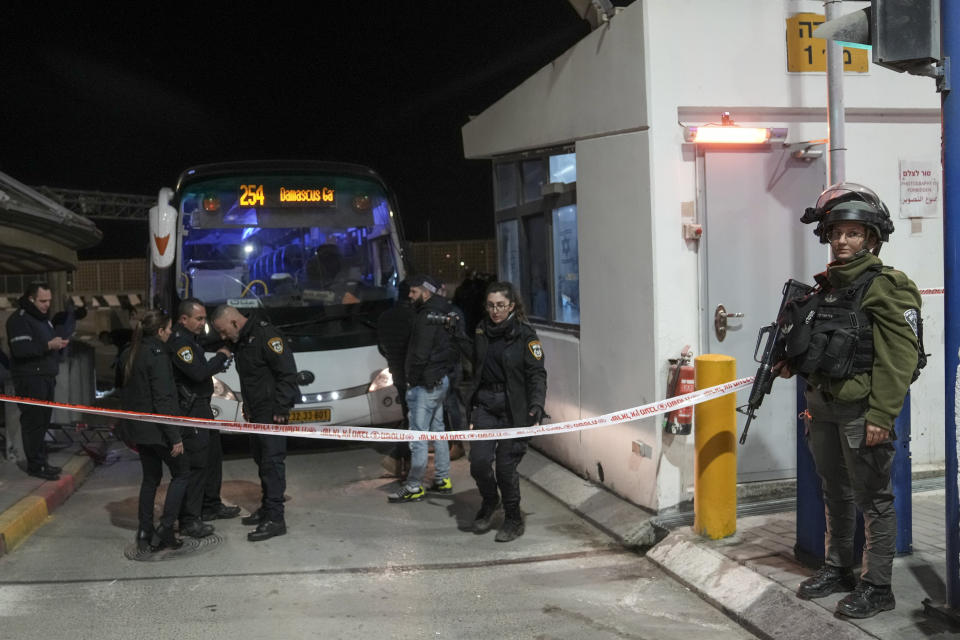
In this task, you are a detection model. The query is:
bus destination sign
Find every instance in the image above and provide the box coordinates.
[239,184,336,208]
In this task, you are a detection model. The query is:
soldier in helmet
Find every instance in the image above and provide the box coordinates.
[776,183,923,618]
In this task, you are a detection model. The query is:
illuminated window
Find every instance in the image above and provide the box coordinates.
[552,205,579,324]
[498,220,520,286]
[491,149,579,327]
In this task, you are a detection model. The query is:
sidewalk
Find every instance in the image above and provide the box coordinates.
[0,443,97,557]
[519,448,957,640]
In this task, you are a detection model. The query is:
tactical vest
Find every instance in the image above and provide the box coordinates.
[782,266,882,379]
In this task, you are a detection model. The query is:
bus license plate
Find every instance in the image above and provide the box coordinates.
[288,408,332,423]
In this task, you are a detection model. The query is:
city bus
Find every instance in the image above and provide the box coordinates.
[148,160,408,427]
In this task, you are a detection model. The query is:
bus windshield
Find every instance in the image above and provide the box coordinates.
[177,172,402,348]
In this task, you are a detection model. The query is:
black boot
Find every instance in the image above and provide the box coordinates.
[202,504,241,521]
[180,520,215,538]
[136,528,153,553]
[247,520,286,542]
[473,499,501,533]
[796,564,857,600]
[26,465,60,481]
[151,524,183,551]
[495,509,525,543]
[836,582,896,618]
[241,508,264,525]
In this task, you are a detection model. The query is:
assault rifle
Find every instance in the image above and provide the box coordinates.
[736,278,815,445]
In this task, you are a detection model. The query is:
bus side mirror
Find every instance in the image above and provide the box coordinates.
[150,187,177,269]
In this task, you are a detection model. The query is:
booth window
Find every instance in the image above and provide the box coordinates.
[497,219,520,286]
[492,149,579,327]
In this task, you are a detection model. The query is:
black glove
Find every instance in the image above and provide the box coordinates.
[527,405,544,426]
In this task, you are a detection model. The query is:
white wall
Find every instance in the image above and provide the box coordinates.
[463,0,945,512]
[645,1,944,507]
[461,8,648,157]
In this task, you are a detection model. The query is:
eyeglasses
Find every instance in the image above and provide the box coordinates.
[485,302,511,311]
[826,229,865,242]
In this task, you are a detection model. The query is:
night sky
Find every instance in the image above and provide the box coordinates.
[0,2,599,257]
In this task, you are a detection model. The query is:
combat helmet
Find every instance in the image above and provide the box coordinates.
[800,182,894,251]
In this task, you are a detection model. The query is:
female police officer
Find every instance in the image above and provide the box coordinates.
[777,183,922,619]
[117,310,189,552]
[457,281,547,542]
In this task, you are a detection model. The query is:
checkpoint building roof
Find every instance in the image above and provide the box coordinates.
[0,170,102,274]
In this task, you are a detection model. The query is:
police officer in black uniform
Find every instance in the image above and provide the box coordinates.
[456,281,547,542]
[116,309,190,552]
[168,298,239,537]
[211,304,298,542]
[5,282,68,481]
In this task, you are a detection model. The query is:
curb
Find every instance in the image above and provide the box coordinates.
[646,529,875,640]
[0,496,48,555]
[0,453,96,558]
[519,448,660,549]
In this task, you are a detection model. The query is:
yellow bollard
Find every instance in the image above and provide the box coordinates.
[693,354,737,539]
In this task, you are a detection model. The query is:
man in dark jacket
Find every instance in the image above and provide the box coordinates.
[211,304,298,542]
[5,282,68,480]
[438,287,468,461]
[376,281,415,475]
[387,274,455,503]
[168,298,238,537]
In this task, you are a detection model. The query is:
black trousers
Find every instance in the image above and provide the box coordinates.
[183,401,227,514]
[14,375,56,471]
[389,376,411,460]
[250,434,286,522]
[469,389,528,518]
[179,429,209,524]
[138,442,189,533]
[443,367,466,430]
[202,429,226,512]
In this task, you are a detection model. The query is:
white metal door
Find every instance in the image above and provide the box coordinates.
[701,147,826,482]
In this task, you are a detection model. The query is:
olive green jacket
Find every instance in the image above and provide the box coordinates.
[807,252,922,430]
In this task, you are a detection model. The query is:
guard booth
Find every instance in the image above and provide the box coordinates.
[0,170,102,462]
[461,0,944,514]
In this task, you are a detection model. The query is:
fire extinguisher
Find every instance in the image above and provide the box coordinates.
[664,345,694,435]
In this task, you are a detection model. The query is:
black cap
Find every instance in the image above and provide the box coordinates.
[408,274,439,293]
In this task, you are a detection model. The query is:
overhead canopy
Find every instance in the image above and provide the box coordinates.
[0,170,102,274]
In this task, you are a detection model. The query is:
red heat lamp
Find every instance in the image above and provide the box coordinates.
[684,112,785,145]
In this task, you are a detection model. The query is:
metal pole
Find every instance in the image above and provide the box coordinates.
[892,393,913,555]
[942,0,960,610]
[824,0,846,184]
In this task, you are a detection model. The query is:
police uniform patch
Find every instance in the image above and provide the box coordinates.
[177,346,194,363]
[904,309,919,337]
[268,337,284,354]
[528,340,543,360]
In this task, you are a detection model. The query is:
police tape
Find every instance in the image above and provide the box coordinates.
[919,288,943,296]
[0,376,754,442]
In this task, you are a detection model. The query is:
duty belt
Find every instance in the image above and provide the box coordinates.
[480,382,506,393]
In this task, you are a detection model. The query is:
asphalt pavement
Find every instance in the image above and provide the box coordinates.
[0,441,754,640]
[1,436,957,640]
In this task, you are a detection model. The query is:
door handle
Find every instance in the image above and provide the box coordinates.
[714,304,744,342]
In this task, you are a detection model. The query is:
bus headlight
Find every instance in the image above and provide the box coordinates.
[212,377,238,401]
[368,368,394,393]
